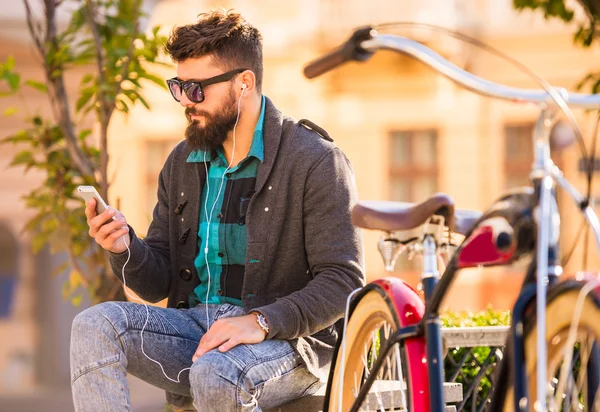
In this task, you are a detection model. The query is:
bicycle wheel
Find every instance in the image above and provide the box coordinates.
[503,284,600,411]
[325,280,429,411]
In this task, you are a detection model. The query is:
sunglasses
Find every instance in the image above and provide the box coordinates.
[166,68,247,103]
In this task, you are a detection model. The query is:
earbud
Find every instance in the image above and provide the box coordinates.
[242,83,247,90]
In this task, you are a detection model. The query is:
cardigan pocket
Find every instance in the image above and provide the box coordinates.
[243,242,266,301]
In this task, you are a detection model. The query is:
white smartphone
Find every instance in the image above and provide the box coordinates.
[77,185,110,216]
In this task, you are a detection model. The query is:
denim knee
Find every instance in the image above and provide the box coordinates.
[70,303,129,385]
[189,351,255,411]
[71,302,129,356]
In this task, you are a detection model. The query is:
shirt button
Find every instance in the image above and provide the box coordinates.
[268,186,272,190]
[217,289,223,296]
[264,207,269,212]
[218,251,224,257]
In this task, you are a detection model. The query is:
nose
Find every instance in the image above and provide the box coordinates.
[179,92,195,108]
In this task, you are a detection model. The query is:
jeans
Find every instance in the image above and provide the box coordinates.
[70,301,322,411]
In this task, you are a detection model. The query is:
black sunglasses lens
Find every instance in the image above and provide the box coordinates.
[167,80,182,102]
[186,83,204,103]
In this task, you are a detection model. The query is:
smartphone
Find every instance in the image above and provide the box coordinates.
[77,186,110,216]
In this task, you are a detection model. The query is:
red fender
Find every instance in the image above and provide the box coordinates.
[372,277,429,412]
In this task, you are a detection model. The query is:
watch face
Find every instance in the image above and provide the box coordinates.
[255,313,269,332]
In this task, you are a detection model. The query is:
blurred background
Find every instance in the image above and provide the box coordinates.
[1,0,599,410]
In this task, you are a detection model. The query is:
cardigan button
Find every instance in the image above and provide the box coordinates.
[180,269,193,281]
[176,300,189,309]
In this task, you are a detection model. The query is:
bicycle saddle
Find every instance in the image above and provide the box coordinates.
[352,193,482,235]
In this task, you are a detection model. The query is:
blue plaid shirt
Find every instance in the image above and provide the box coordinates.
[186,96,266,307]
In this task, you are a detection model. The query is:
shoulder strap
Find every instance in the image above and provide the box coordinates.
[298,119,333,142]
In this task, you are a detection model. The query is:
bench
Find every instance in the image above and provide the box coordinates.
[264,381,463,412]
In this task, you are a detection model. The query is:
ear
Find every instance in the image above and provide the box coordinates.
[238,70,257,92]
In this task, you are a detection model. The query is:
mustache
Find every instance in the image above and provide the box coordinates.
[185,107,210,117]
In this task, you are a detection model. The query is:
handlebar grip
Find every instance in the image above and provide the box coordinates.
[304,47,347,79]
[303,26,375,79]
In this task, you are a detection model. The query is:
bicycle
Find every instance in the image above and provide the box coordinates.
[303,24,600,411]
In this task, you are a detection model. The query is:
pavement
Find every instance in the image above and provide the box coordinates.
[0,375,167,412]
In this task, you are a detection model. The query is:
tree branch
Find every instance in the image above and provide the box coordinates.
[68,250,90,289]
[40,0,96,179]
[575,0,596,25]
[84,0,110,199]
[108,0,141,120]
[85,0,141,201]
[22,0,45,59]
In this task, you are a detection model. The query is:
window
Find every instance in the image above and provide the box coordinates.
[504,123,534,189]
[504,123,562,189]
[389,129,438,202]
[0,223,18,318]
[388,129,439,274]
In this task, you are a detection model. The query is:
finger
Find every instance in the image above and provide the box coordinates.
[219,338,240,353]
[102,226,130,245]
[99,226,129,250]
[193,335,228,361]
[97,218,127,238]
[90,208,116,231]
[113,209,126,221]
[93,218,124,245]
[85,198,97,220]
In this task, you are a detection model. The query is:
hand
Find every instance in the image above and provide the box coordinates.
[85,198,130,254]
[193,314,266,362]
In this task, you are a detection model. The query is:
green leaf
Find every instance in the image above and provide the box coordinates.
[5,55,15,71]
[4,72,20,92]
[81,73,95,85]
[126,89,150,109]
[31,234,48,253]
[10,150,34,167]
[25,80,48,93]
[116,98,130,113]
[3,107,17,116]
[139,72,167,89]
[69,271,83,289]
[71,295,83,307]
[76,87,95,112]
[78,129,92,141]
[2,130,32,144]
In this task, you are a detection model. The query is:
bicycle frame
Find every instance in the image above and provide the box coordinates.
[306,28,600,412]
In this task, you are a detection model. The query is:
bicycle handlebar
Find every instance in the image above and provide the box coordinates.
[304,28,600,109]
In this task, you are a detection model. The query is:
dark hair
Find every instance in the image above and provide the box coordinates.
[165,9,263,92]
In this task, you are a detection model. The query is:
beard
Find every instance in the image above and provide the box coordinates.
[184,87,238,151]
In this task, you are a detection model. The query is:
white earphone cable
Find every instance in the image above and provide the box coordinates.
[203,86,244,329]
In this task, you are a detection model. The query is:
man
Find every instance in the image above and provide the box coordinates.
[71,9,364,412]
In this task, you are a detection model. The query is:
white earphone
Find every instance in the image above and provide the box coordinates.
[242,83,247,90]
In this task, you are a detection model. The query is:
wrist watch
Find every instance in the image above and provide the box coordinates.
[251,311,270,334]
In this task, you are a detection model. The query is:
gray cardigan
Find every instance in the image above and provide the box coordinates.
[110,97,365,406]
